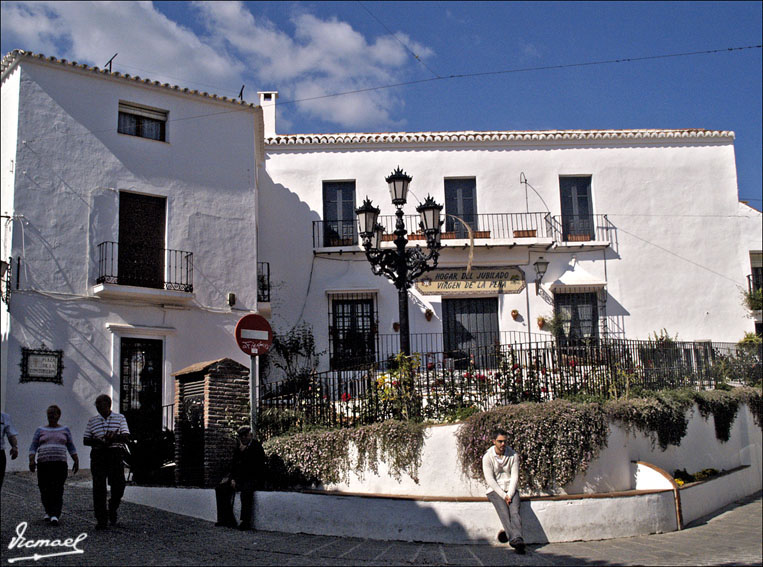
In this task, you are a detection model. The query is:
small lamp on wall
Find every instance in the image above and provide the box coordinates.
[533,257,549,295]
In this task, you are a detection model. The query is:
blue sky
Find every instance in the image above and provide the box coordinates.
[2,1,761,209]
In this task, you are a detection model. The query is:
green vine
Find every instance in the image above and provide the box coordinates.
[731,386,763,428]
[263,388,761,492]
[455,400,608,492]
[694,390,740,442]
[605,390,695,450]
[263,420,426,487]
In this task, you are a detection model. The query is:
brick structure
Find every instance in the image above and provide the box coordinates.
[172,358,250,487]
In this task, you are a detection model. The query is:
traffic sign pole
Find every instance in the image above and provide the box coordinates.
[250,354,259,432]
[235,314,273,435]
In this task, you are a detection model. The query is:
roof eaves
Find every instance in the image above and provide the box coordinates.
[1,50,258,110]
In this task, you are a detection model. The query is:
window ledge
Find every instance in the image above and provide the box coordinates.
[92,283,194,304]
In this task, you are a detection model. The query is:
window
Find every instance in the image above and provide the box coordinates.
[445,178,477,238]
[118,102,167,141]
[323,181,357,246]
[554,292,599,345]
[329,293,377,369]
[560,176,594,241]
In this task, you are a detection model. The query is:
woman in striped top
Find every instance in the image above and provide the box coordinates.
[28,405,79,525]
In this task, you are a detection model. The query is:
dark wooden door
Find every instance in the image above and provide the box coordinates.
[323,182,357,246]
[118,192,166,288]
[443,297,499,368]
[560,177,594,241]
[445,179,477,238]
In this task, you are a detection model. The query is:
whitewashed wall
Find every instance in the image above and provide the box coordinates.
[1,57,262,468]
[261,134,761,374]
[320,403,761,497]
[1,64,21,409]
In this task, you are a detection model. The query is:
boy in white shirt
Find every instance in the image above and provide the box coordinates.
[482,428,525,553]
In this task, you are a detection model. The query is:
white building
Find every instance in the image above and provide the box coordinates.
[2,52,760,469]
[258,92,762,373]
[1,51,265,468]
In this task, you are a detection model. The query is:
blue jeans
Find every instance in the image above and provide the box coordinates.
[487,490,523,544]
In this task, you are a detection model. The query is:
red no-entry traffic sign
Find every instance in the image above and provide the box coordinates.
[235,314,273,356]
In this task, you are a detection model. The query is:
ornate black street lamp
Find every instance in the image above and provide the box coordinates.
[356,167,444,355]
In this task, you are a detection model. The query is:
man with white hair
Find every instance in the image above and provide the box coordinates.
[83,394,130,530]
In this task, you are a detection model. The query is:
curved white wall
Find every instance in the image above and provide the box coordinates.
[320,403,761,497]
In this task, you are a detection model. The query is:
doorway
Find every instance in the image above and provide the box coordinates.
[442,297,499,369]
[118,192,166,288]
[120,338,163,439]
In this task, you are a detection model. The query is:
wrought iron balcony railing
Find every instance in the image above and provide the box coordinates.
[96,241,193,292]
[548,214,614,244]
[748,273,763,294]
[258,261,271,303]
[313,212,553,248]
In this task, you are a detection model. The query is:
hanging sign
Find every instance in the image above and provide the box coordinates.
[415,266,525,296]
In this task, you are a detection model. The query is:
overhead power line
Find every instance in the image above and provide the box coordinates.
[356,1,441,79]
[276,44,762,106]
[19,44,761,145]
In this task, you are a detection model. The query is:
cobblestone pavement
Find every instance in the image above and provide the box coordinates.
[1,472,761,566]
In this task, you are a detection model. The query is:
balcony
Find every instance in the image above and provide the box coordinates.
[313,212,554,249]
[93,241,194,303]
[549,215,614,248]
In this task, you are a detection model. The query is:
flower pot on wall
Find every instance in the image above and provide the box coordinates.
[424,309,434,322]
[537,316,546,329]
[511,309,520,320]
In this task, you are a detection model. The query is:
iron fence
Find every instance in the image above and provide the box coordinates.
[96,241,193,292]
[162,403,175,431]
[258,262,271,302]
[257,338,761,438]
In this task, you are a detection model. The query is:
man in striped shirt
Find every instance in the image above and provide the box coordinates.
[83,394,130,530]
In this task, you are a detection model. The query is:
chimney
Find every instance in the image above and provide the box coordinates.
[258,91,278,138]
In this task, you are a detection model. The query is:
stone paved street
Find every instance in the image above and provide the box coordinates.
[1,472,761,566]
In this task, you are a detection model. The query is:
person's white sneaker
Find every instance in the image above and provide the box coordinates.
[43,514,51,522]
[49,516,59,526]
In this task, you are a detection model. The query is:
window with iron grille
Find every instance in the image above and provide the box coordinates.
[329,293,377,369]
[118,102,167,142]
[323,181,357,246]
[553,292,599,345]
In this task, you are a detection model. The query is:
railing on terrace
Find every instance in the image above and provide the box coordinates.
[312,213,552,248]
[549,215,614,244]
[748,273,762,294]
[257,338,762,438]
[330,331,551,371]
[162,403,175,431]
[96,241,193,292]
[257,262,271,303]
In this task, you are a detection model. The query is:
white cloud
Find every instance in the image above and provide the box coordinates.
[1,0,434,130]
[191,1,432,129]
[1,1,242,93]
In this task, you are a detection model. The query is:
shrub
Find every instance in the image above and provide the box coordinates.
[731,386,763,428]
[605,390,694,450]
[694,390,740,443]
[263,420,426,487]
[455,400,608,492]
